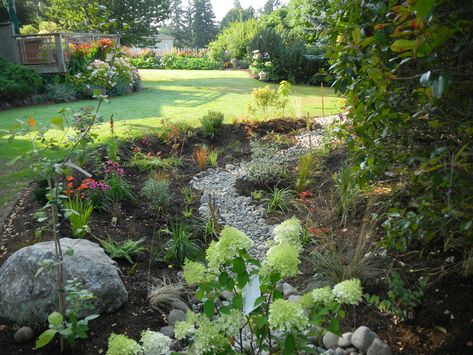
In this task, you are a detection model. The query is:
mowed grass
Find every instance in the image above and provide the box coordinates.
[0,69,344,208]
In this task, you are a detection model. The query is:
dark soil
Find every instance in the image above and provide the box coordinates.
[1,119,472,354]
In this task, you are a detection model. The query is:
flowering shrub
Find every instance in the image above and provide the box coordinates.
[176,218,363,354]
[68,41,140,98]
[141,330,172,355]
[107,330,171,355]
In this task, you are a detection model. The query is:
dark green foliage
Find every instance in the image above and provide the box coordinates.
[365,272,427,321]
[128,56,162,69]
[161,222,200,266]
[0,57,43,101]
[322,0,473,273]
[160,53,222,70]
[263,186,293,213]
[46,82,77,102]
[46,0,171,46]
[104,174,134,204]
[98,237,146,263]
[199,111,224,138]
[191,0,217,48]
[33,179,49,205]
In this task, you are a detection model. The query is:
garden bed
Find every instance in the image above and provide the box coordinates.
[0,119,472,354]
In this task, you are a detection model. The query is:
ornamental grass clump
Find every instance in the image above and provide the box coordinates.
[176,218,364,354]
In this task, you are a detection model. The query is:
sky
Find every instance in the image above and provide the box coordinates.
[179,0,289,21]
[212,0,269,20]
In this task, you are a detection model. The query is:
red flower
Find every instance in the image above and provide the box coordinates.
[299,191,313,201]
[308,226,330,237]
[66,176,74,182]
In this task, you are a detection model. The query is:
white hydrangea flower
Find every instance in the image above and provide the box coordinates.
[273,217,303,250]
[332,278,362,305]
[140,330,172,355]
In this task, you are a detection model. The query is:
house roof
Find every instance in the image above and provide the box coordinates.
[156,34,175,41]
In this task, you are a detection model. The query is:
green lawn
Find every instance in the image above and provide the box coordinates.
[0,69,344,208]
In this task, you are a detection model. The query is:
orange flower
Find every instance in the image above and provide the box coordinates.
[132,146,141,153]
[66,176,74,182]
[28,117,37,127]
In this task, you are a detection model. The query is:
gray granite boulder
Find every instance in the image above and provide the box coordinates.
[0,238,128,324]
[367,338,392,355]
[351,326,378,351]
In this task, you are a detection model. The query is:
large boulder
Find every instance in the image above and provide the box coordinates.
[0,238,128,324]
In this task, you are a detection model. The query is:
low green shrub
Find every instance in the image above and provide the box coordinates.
[107,330,172,355]
[129,152,176,172]
[161,54,222,70]
[365,271,427,321]
[141,176,172,213]
[64,195,94,238]
[160,222,200,266]
[247,140,288,186]
[46,82,77,102]
[200,111,224,139]
[0,57,43,101]
[98,237,146,264]
[128,56,162,69]
[263,186,293,213]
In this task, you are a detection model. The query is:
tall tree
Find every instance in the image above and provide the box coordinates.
[191,0,216,48]
[46,0,171,45]
[0,0,44,27]
[168,0,186,47]
[262,0,281,15]
[220,1,255,30]
[181,1,194,48]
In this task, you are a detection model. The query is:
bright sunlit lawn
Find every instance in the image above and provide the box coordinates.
[0,69,344,208]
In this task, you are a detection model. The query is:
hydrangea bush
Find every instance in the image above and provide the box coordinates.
[107,330,172,355]
[178,218,363,354]
[70,54,140,98]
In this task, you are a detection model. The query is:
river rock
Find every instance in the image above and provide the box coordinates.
[323,331,340,349]
[167,309,186,326]
[14,326,34,344]
[160,325,175,338]
[170,299,190,313]
[282,283,298,297]
[0,238,127,324]
[351,326,378,351]
[338,332,353,347]
[367,338,392,355]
